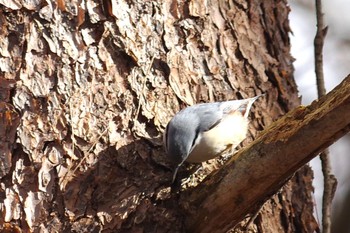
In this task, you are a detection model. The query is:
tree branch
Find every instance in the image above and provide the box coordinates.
[314,0,337,232]
[181,74,350,233]
[314,0,327,97]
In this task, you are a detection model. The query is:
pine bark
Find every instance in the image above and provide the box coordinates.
[0,0,318,232]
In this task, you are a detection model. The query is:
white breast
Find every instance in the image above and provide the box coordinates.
[186,112,249,163]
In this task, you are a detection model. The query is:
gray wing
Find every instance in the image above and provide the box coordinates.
[181,96,260,132]
[183,102,224,132]
[188,100,247,132]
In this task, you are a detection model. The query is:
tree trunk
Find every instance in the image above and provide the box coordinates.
[0,0,318,232]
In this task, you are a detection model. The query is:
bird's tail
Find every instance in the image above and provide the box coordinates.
[240,94,265,118]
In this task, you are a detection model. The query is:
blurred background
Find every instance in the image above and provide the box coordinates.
[289,1,350,232]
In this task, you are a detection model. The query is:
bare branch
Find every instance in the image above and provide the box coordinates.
[314,0,337,232]
[182,74,350,233]
[314,0,328,97]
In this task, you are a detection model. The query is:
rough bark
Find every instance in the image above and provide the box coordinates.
[0,0,317,232]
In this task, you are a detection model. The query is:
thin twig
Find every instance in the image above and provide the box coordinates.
[314,1,338,233]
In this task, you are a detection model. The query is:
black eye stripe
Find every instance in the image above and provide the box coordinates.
[191,127,200,148]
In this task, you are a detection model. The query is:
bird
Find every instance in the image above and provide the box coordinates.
[163,95,263,183]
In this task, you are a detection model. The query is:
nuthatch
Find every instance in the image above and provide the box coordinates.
[163,95,263,182]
